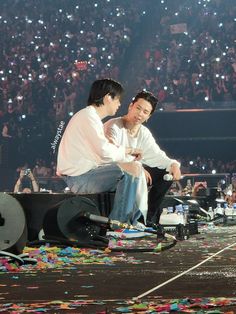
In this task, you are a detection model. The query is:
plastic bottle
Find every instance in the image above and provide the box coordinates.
[162,207,168,215]
[233,203,236,216]
[175,204,183,214]
[214,203,224,216]
[208,206,214,220]
[182,204,189,223]
[167,206,174,214]
[175,204,185,225]
[223,202,231,216]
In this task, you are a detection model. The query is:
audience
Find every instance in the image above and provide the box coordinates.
[14,168,39,193]
[0,0,235,192]
[139,0,236,109]
[179,156,236,174]
[0,0,145,122]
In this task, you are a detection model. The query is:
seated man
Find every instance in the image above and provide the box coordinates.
[57,79,147,227]
[104,90,182,224]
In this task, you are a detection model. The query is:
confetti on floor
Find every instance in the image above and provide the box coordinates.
[0,297,236,313]
[1,225,236,313]
[115,297,236,313]
[0,244,145,272]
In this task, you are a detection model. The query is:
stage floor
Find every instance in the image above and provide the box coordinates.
[1,225,236,313]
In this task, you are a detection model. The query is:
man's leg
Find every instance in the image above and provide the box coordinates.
[144,166,173,224]
[64,164,124,194]
[109,171,140,224]
[109,161,142,224]
[63,163,142,224]
[114,162,147,224]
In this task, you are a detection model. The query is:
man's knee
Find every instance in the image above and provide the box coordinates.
[118,161,141,177]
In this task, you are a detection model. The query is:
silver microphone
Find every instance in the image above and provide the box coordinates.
[163,174,173,181]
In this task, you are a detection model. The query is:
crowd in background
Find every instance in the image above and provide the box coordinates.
[0,0,235,191]
[0,0,145,119]
[140,0,236,109]
[7,157,236,195]
[10,156,236,194]
[0,0,146,172]
[179,156,236,174]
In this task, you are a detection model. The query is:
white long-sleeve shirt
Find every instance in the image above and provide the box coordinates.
[104,117,180,171]
[57,106,126,176]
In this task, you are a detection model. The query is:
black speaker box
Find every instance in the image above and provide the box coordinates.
[9,192,113,241]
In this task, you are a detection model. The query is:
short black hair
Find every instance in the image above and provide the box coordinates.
[87,78,124,106]
[132,91,158,114]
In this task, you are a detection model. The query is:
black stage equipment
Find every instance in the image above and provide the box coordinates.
[10,192,113,242]
[0,193,177,253]
[0,193,28,254]
[43,196,109,247]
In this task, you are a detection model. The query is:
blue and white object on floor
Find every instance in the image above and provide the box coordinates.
[106,228,154,239]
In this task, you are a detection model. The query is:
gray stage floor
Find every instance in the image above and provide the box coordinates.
[1,225,236,313]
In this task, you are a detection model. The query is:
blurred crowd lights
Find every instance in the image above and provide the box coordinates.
[1,0,235,96]
[189,160,217,173]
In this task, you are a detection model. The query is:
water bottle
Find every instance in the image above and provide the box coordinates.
[233,203,236,216]
[175,204,185,225]
[183,204,189,222]
[214,203,223,216]
[162,207,168,215]
[167,206,174,214]
[175,204,184,215]
[223,202,231,216]
[208,206,214,220]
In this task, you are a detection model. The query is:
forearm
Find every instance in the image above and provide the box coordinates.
[14,179,21,192]
[31,179,39,192]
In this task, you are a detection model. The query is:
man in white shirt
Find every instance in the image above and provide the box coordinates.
[57,79,146,227]
[104,90,182,224]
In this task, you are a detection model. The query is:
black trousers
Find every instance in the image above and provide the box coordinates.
[144,166,173,224]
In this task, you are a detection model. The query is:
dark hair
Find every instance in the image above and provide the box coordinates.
[87,78,124,106]
[132,91,158,114]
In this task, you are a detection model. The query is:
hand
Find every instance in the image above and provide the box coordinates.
[28,170,35,180]
[144,168,152,185]
[126,147,143,161]
[132,148,143,161]
[170,163,181,180]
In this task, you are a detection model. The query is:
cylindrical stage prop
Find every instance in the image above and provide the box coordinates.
[43,196,103,244]
[57,196,101,241]
[0,193,27,254]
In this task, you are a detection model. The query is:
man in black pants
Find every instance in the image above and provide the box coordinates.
[144,166,173,223]
[104,91,181,224]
